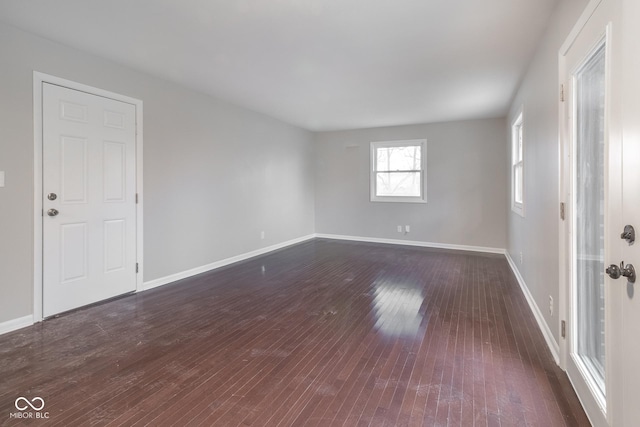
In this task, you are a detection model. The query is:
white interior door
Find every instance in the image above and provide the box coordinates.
[618,0,640,423]
[558,0,640,424]
[561,2,617,426]
[42,83,137,317]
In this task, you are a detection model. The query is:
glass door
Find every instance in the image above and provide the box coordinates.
[572,41,607,404]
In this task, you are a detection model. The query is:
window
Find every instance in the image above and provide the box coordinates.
[370,139,426,203]
[512,111,524,215]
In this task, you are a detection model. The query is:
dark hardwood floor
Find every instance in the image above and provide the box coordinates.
[0,239,588,426]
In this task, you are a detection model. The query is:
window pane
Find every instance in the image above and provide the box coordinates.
[376,172,421,197]
[376,146,421,171]
[517,125,523,161]
[574,43,606,394]
[514,163,523,204]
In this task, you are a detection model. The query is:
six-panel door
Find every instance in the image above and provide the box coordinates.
[42,83,137,317]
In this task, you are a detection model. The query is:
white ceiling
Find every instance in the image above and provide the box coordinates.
[0,0,558,131]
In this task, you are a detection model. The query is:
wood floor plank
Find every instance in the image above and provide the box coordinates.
[0,239,589,426]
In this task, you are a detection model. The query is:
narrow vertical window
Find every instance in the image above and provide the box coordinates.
[370,139,426,203]
[512,112,524,215]
[573,41,606,401]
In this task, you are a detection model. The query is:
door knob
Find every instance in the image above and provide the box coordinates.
[606,262,636,283]
[606,264,621,279]
[47,208,59,217]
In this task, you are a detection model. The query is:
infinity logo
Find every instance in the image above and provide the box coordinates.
[14,397,45,411]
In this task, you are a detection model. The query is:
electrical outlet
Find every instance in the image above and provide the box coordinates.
[405,225,410,233]
[549,296,554,316]
[519,251,523,265]
[397,225,402,233]
[260,231,265,240]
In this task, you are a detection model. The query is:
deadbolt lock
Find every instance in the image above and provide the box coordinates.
[47,193,57,201]
[621,224,635,244]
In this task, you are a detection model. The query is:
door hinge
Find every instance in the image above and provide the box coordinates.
[560,84,565,102]
[561,320,566,338]
[136,263,139,273]
[560,202,565,220]
[135,193,139,204]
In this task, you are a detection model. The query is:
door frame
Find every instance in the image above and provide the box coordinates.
[32,72,144,321]
[559,0,604,370]
[558,0,618,425]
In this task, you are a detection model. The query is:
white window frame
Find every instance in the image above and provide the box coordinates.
[511,110,525,216]
[370,139,427,203]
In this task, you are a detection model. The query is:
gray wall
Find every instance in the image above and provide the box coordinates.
[314,119,507,249]
[0,23,315,324]
[506,0,589,343]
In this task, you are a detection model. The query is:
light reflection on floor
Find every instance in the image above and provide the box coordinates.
[372,278,425,337]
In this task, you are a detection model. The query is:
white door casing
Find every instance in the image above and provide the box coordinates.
[34,74,143,320]
[564,29,611,426]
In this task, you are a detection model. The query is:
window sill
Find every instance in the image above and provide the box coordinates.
[371,197,427,204]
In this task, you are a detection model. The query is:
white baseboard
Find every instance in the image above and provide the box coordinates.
[0,236,522,342]
[505,251,560,364]
[0,235,316,336]
[143,234,316,291]
[315,233,506,255]
[144,233,504,292]
[0,315,34,335]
